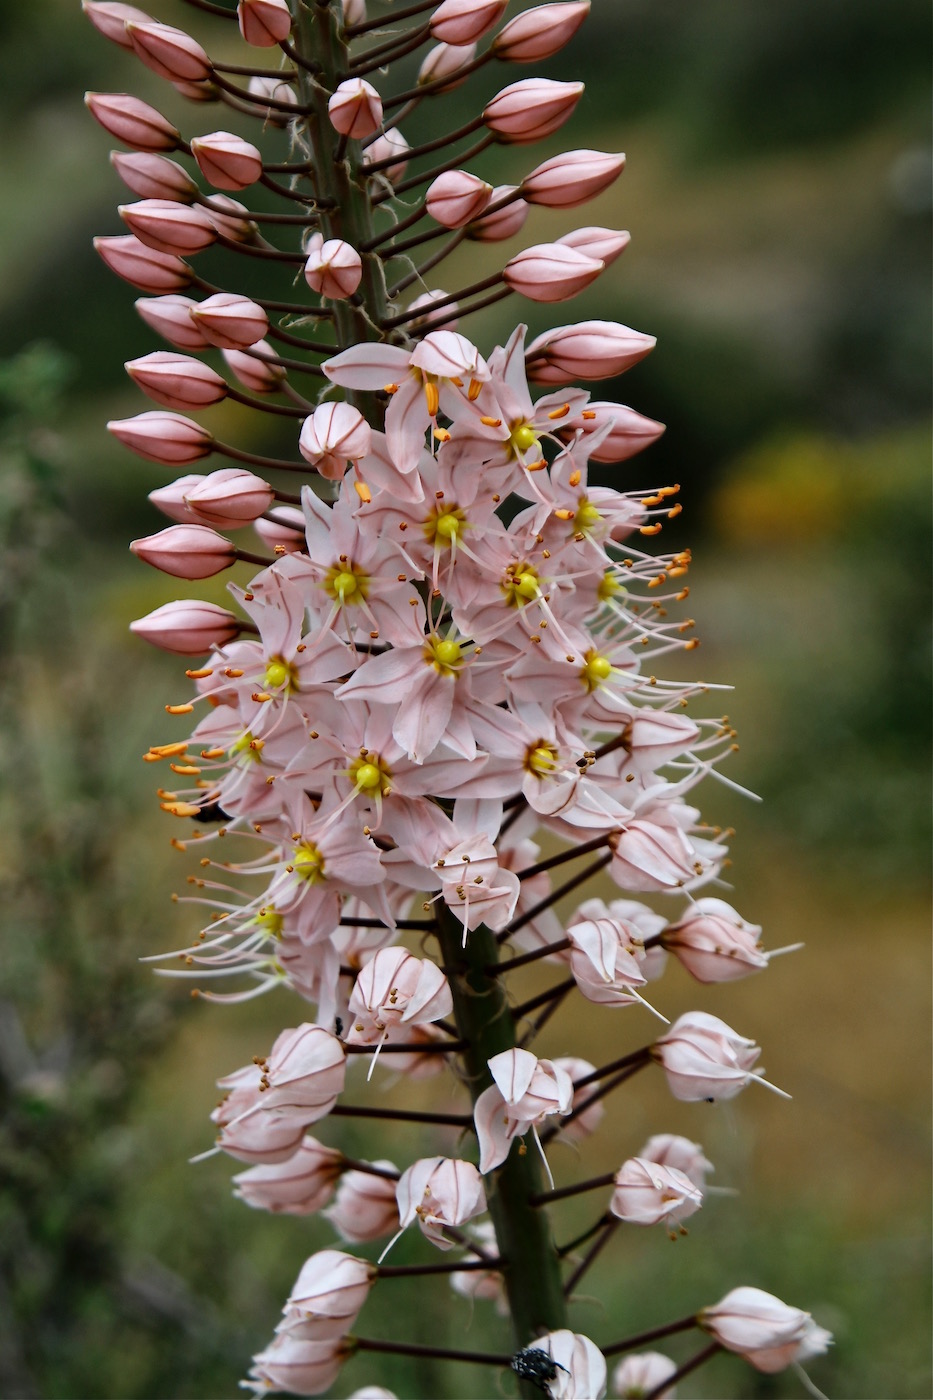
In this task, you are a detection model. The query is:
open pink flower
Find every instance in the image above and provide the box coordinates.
[653,1011,789,1102]
[610,1157,703,1229]
[395,1156,486,1249]
[233,1137,344,1215]
[344,948,453,1047]
[325,1163,400,1242]
[699,1287,832,1374]
[283,1249,376,1339]
[474,1048,572,1173]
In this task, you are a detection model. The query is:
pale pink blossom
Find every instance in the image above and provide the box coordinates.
[430,0,507,45]
[561,400,665,463]
[191,292,269,348]
[134,294,209,349]
[129,598,240,654]
[283,1249,376,1338]
[238,0,292,47]
[426,170,493,228]
[504,243,604,302]
[328,78,383,139]
[299,402,372,480]
[661,898,768,982]
[111,150,198,201]
[259,1023,347,1113]
[126,351,226,408]
[610,1156,703,1228]
[304,235,363,300]
[638,1133,713,1190]
[345,948,452,1046]
[119,198,215,256]
[85,91,180,150]
[483,78,584,144]
[525,320,656,384]
[125,20,211,82]
[434,832,520,935]
[418,41,477,91]
[395,1156,486,1248]
[565,915,652,1009]
[191,131,264,190]
[474,1048,572,1174]
[233,1136,344,1214]
[82,2,151,49]
[108,410,212,464]
[325,1164,400,1242]
[515,1331,607,1400]
[699,1287,832,1374]
[245,1331,349,1396]
[611,1352,678,1398]
[653,1011,789,1102]
[130,522,235,578]
[184,468,275,527]
[493,2,590,62]
[94,235,190,293]
[522,149,625,209]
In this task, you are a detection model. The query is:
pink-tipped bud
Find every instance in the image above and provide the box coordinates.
[237,0,292,47]
[483,78,583,144]
[526,320,656,382]
[130,598,241,653]
[522,148,624,209]
[557,226,630,267]
[184,468,275,526]
[407,289,459,332]
[82,2,151,49]
[85,92,180,151]
[253,505,305,553]
[148,473,204,522]
[246,75,297,126]
[561,400,665,462]
[363,128,409,183]
[111,151,197,201]
[130,523,236,578]
[191,132,263,190]
[108,409,213,464]
[94,234,190,292]
[430,0,506,45]
[135,294,210,349]
[126,351,227,409]
[222,342,285,393]
[467,184,528,241]
[493,1,589,61]
[504,243,603,302]
[418,41,477,91]
[202,194,256,243]
[425,170,492,228]
[328,79,383,139]
[191,293,269,349]
[119,199,216,256]
[299,402,372,481]
[125,21,212,82]
[304,236,363,300]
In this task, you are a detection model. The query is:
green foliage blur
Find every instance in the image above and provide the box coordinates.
[0,1,929,1397]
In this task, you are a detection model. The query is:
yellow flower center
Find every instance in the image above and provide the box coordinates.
[598,571,622,601]
[526,742,559,776]
[573,497,602,534]
[502,563,541,607]
[581,650,613,691]
[292,842,326,884]
[229,729,262,761]
[349,753,392,795]
[255,905,283,938]
[428,636,464,675]
[509,422,539,457]
[423,504,467,547]
[323,563,369,605]
[263,656,298,692]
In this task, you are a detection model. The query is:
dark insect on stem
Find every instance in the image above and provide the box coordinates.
[510,1346,570,1395]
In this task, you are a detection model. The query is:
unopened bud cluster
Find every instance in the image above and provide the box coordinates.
[87,1,830,1396]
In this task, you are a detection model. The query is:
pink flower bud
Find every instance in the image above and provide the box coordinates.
[82,2,151,50]
[395,1156,486,1248]
[522,148,625,208]
[557,225,630,266]
[493,1,590,61]
[325,1165,400,1243]
[148,473,204,522]
[129,598,241,653]
[406,289,459,332]
[108,409,213,464]
[525,319,656,382]
[191,292,269,348]
[611,1352,678,1399]
[483,78,584,144]
[85,92,180,151]
[303,235,363,300]
[237,0,292,47]
[111,150,197,201]
[126,351,227,409]
[430,0,507,45]
[661,899,768,984]
[261,1024,347,1113]
[426,170,493,228]
[202,194,256,243]
[639,1133,713,1191]
[246,75,297,126]
[363,128,409,183]
[467,184,528,241]
[653,1010,778,1102]
[233,1136,344,1215]
[247,1332,348,1397]
[254,505,306,553]
[561,399,665,463]
[184,468,275,526]
[135,294,210,349]
[610,1157,703,1228]
[503,243,603,302]
[327,79,383,139]
[284,1250,376,1339]
[418,41,477,91]
[94,234,191,292]
[222,342,285,393]
[191,131,263,190]
[299,402,372,480]
[130,522,236,578]
[699,1287,832,1374]
[119,198,216,256]
[125,20,212,82]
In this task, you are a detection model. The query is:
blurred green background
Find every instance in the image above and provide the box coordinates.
[0,1,929,1397]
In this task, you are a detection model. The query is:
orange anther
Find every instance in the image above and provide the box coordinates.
[165,703,194,715]
[354,480,372,504]
[185,667,213,679]
[547,403,570,420]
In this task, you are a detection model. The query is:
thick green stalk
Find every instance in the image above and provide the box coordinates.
[434,905,568,1397]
